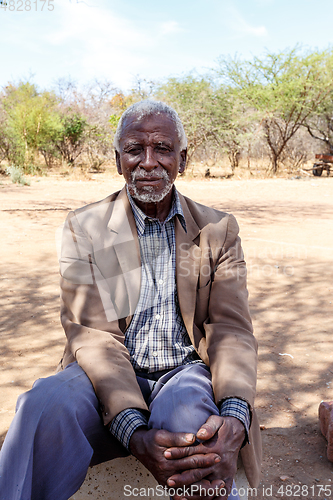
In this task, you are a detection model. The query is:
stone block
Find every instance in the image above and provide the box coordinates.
[319,401,333,462]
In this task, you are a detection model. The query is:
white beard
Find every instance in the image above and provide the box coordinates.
[128,168,172,203]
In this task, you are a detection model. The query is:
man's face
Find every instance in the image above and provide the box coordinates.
[116,113,186,204]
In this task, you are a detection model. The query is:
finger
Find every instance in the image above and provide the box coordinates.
[188,478,226,498]
[164,442,209,459]
[204,479,229,500]
[154,429,196,448]
[208,476,234,500]
[196,415,223,441]
[222,477,234,498]
[167,464,218,487]
[173,479,225,500]
[165,453,221,471]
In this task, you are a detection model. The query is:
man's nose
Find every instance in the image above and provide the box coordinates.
[140,147,158,170]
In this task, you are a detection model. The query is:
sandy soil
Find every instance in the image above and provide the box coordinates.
[1,172,333,498]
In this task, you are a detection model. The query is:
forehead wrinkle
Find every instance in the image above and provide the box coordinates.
[122,133,174,148]
[123,139,141,147]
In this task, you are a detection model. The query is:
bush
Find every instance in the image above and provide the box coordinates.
[6,165,30,186]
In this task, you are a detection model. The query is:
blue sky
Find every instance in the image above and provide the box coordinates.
[1,0,333,92]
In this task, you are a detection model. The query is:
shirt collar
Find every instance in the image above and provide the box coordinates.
[126,186,187,237]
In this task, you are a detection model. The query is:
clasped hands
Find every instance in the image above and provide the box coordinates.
[129,415,245,500]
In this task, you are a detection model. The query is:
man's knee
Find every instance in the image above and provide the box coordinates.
[16,363,98,426]
[148,364,219,433]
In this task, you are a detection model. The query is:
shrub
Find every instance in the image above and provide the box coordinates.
[6,165,30,186]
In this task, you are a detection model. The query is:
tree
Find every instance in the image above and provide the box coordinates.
[218,47,333,172]
[157,75,229,163]
[0,81,62,171]
[53,78,118,169]
[157,74,258,173]
[0,104,25,166]
[209,96,258,172]
[305,95,333,154]
[85,123,113,171]
[55,113,87,165]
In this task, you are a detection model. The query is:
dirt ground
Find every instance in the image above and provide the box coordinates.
[1,172,333,499]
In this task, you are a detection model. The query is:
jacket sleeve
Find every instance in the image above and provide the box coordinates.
[59,210,148,425]
[205,214,258,411]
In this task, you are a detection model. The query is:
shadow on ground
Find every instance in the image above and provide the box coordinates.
[247,258,333,494]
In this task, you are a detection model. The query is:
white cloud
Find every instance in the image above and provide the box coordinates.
[33,1,146,87]
[38,0,186,88]
[160,21,183,35]
[226,5,268,38]
[241,22,267,37]
[46,0,150,47]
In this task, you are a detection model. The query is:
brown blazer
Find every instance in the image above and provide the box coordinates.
[59,187,262,487]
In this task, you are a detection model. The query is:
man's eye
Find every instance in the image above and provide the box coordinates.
[126,147,142,155]
[156,146,169,153]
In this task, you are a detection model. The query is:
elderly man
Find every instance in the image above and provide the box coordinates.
[0,101,261,500]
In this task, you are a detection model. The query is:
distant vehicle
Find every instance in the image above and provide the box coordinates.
[312,154,332,176]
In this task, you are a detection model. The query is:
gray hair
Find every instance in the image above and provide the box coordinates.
[113,100,187,152]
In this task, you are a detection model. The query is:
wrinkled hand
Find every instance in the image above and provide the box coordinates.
[129,427,224,492]
[165,416,245,500]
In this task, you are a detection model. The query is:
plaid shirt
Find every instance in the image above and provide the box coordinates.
[110,188,250,449]
[124,187,199,371]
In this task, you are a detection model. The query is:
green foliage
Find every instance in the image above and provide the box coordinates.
[0,81,62,171]
[305,89,333,153]
[218,47,333,171]
[109,114,121,131]
[157,75,224,161]
[62,114,86,144]
[157,74,256,171]
[55,113,87,165]
[6,165,30,185]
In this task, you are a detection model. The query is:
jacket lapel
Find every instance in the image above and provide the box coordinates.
[176,192,201,342]
[107,188,142,322]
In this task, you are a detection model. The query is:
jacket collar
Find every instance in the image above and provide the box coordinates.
[107,185,201,243]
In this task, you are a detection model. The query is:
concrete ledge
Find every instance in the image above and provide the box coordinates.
[70,456,157,500]
[70,456,249,500]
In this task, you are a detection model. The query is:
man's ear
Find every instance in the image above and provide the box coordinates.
[115,150,122,175]
[179,149,187,174]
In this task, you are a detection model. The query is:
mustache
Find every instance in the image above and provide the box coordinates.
[131,168,169,181]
